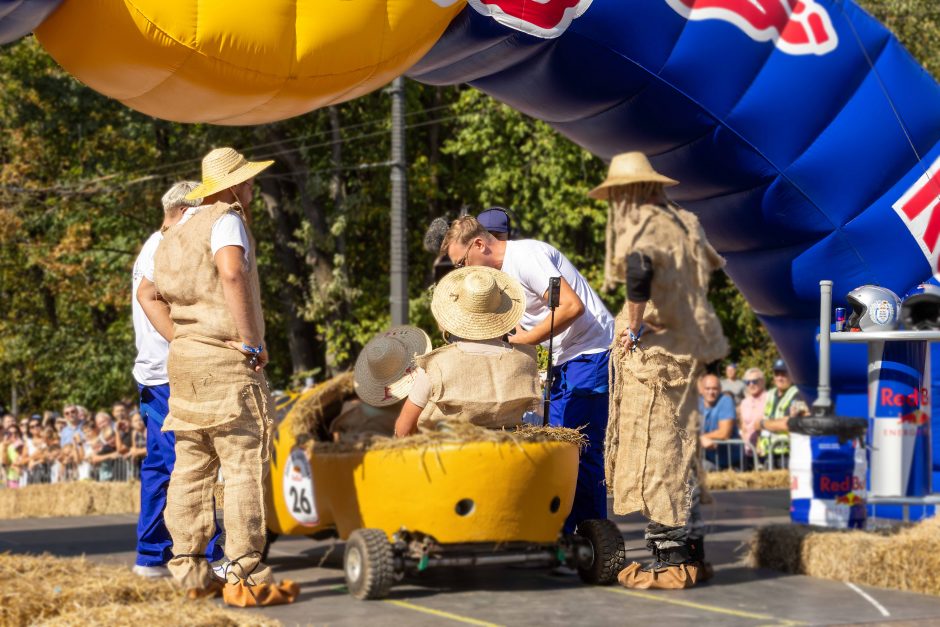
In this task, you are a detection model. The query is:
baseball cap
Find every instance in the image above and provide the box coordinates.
[477,208,511,234]
[772,358,788,373]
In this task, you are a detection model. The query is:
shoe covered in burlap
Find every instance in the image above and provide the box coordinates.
[185,579,224,600]
[222,580,300,607]
[617,561,701,589]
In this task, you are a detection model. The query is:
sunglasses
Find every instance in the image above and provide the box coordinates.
[744,378,762,385]
[453,244,472,269]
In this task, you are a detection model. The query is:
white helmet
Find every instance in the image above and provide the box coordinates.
[846,285,901,331]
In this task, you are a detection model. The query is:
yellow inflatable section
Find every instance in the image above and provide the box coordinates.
[34,0,465,125]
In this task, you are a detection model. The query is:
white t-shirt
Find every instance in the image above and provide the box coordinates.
[132,231,169,386]
[134,208,251,385]
[500,240,614,365]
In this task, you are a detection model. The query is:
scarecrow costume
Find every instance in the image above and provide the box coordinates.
[153,148,297,606]
[591,152,729,590]
[411,266,541,430]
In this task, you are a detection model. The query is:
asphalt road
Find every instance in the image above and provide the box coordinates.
[2,490,939,626]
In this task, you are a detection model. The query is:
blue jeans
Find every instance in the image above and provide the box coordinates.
[136,383,222,567]
[549,350,610,534]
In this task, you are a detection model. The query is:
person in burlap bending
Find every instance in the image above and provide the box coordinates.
[143,147,297,606]
[330,326,432,440]
[395,266,541,436]
[590,152,729,590]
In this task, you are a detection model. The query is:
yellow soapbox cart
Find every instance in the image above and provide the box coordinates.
[265,381,626,600]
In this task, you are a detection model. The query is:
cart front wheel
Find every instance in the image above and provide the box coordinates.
[575,519,626,585]
[344,529,396,600]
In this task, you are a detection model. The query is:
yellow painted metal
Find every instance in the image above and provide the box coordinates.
[266,389,578,544]
[35,0,465,125]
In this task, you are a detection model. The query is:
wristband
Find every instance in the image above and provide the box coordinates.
[242,342,263,355]
[628,325,645,342]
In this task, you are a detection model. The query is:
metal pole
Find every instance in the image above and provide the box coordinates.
[389,76,409,325]
[10,382,17,416]
[815,280,833,413]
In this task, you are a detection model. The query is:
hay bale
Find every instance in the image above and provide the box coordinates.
[310,421,585,455]
[749,516,940,596]
[289,372,356,441]
[705,469,789,491]
[0,553,280,627]
[0,482,141,520]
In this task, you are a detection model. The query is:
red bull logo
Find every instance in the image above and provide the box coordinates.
[892,155,940,275]
[468,0,593,39]
[834,492,865,506]
[819,474,864,493]
[665,0,839,56]
[898,410,929,426]
[879,386,929,410]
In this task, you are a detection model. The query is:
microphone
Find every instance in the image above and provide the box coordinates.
[423,217,450,254]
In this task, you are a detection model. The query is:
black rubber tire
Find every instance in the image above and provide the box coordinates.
[575,519,626,585]
[344,529,396,600]
[261,529,279,562]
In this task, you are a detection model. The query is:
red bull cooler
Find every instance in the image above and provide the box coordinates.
[868,341,933,497]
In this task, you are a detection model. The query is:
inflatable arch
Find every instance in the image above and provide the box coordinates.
[3,0,940,477]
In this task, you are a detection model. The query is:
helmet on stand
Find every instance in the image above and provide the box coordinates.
[845,285,901,331]
[900,283,940,330]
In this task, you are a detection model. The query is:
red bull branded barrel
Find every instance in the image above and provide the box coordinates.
[790,433,867,528]
[868,341,933,499]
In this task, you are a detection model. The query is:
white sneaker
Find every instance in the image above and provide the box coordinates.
[133,564,171,578]
[211,559,230,581]
[551,565,579,577]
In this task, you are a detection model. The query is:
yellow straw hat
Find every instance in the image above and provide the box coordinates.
[431,266,525,341]
[587,151,679,200]
[354,325,432,407]
[185,147,274,200]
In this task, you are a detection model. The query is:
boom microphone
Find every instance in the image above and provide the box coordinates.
[423,217,449,254]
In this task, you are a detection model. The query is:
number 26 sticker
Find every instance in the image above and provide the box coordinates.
[283,448,318,526]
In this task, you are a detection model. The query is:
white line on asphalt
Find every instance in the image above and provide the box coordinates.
[845,582,890,617]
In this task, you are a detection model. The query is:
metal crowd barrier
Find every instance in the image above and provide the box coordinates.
[705,438,789,472]
[0,456,143,488]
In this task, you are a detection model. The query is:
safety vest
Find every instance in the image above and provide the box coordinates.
[757,386,798,457]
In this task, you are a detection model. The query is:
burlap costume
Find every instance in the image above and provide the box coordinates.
[331,399,402,439]
[153,202,275,589]
[606,194,728,528]
[415,343,541,428]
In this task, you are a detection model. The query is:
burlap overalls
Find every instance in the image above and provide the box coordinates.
[415,342,541,428]
[154,202,274,589]
[606,201,729,537]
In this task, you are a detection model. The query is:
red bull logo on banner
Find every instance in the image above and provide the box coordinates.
[665,0,838,56]
[468,0,593,38]
[892,155,940,276]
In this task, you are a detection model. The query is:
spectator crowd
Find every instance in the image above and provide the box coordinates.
[1,401,148,488]
[697,358,808,472]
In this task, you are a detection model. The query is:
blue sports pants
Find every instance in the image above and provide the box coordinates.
[549,350,610,534]
[136,383,222,567]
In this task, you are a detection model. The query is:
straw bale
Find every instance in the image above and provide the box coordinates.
[748,516,940,596]
[289,371,355,441]
[0,481,141,520]
[0,553,280,627]
[705,469,789,491]
[309,421,585,455]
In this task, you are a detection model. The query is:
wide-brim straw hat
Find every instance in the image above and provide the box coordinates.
[354,325,432,407]
[431,266,525,341]
[185,147,274,200]
[587,151,679,200]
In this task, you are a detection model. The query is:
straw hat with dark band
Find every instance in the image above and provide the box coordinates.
[587,151,679,200]
[354,325,432,407]
[431,266,525,341]
[185,147,274,201]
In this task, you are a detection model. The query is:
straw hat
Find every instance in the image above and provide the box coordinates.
[587,151,679,200]
[431,266,525,341]
[185,147,274,200]
[354,325,432,407]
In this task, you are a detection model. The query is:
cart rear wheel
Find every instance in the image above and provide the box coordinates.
[344,529,395,600]
[575,519,625,585]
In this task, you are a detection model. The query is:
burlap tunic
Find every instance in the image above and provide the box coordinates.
[415,342,541,428]
[607,201,729,527]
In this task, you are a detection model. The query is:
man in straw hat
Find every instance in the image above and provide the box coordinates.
[438,217,614,535]
[143,147,297,606]
[395,266,541,436]
[590,151,728,589]
[329,325,431,440]
[133,181,223,578]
